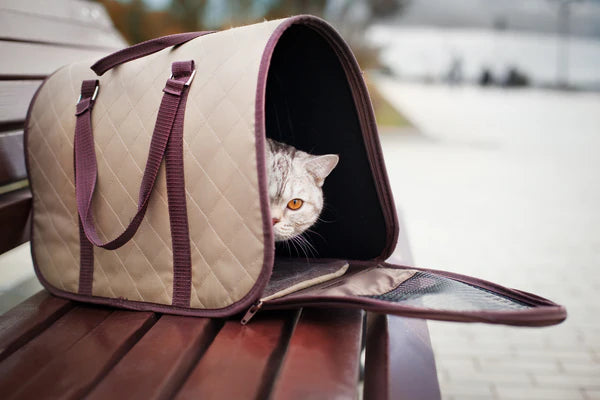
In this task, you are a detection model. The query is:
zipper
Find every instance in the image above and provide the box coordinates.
[241,300,264,325]
[240,264,374,324]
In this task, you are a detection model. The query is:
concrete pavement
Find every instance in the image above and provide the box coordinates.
[377,79,600,399]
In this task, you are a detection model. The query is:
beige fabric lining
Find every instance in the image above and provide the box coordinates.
[315,267,416,297]
[261,263,349,302]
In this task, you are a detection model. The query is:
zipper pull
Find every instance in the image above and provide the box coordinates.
[241,300,263,325]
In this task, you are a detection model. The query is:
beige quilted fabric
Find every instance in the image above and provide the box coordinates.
[27,19,285,309]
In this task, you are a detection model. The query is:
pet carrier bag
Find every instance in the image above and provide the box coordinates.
[25,15,566,326]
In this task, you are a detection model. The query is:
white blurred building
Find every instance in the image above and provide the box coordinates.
[366,0,600,90]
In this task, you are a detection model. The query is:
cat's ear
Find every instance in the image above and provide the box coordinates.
[305,154,339,187]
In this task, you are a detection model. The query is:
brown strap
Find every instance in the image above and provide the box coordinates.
[78,218,94,296]
[76,80,100,296]
[166,61,193,307]
[91,32,212,76]
[75,61,194,306]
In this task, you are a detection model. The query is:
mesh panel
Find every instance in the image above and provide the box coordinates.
[368,271,530,312]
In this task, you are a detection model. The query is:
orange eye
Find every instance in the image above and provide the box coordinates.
[287,199,303,210]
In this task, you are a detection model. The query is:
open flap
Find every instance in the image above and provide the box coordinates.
[261,263,567,327]
[262,259,349,302]
[314,266,415,297]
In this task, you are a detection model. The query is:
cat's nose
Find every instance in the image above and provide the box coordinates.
[272,218,280,225]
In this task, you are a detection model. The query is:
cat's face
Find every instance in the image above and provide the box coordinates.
[266,139,338,242]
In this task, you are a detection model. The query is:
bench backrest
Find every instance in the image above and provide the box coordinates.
[0,0,126,255]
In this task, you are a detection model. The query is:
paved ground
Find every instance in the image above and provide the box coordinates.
[377,79,600,399]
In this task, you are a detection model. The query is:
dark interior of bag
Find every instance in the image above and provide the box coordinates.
[265,24,388,261]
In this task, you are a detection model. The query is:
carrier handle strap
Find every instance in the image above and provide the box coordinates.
[91,32,212,76]
[75,61,194,305]
[74,61,193,251]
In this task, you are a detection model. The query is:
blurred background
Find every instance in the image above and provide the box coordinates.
[1,0,599,398]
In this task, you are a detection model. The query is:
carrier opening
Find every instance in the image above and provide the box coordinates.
[264,24,389,261]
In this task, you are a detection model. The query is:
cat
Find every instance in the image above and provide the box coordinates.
[266,138,339,244]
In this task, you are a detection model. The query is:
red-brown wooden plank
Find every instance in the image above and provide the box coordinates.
[0,187,32,254]
[0,82,42,125]
[0,306,111,393]
[364,314,441,400]
[270,308,364,400]
[9,310,156,400]
[0,131,26,185]
[175,310,299,400]
[0,10,125,50]
[0,41,110,77]
[0,0,114,29]
[87,315,220,400]
[0,291,73,361]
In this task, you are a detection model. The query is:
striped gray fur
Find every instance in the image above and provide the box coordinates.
[266,138,339,243]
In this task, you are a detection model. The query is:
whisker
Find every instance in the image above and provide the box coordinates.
[289,236,300,256]
[316,216,335,224]
[296,234,317,259]
[283,239,290,255]
[303,237,318,258]
[291,236,308,261]
[292,236,311,261]
[306,228,326,243]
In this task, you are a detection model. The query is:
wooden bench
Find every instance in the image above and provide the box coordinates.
[0,1,440,398]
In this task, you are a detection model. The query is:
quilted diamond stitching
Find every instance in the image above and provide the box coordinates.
[88,62,175,302]
[40,70,152,296]
[95,188,170,301]
[28,157,69,290]
[91,110,174,301]
[181,27,268,303]
[28,19,284,309]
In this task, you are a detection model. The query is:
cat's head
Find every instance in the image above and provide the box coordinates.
[266,139,339,242]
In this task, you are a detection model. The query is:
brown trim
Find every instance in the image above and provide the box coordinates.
[263,262,567,327]
[298,18,399,261]
[264,296,566,327]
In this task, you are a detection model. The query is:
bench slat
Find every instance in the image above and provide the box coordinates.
[9,310,156,399]
[0,306,111,394]
[0,187,31,254]
[87,315,220,400]
[364,314,441,400]
[0,131,27,185]
[0,291,72,361]
[0,0,114,29]
[175,310,299,400]
[270,308,363,400]
[0,82,42,126]
[0,10,124,50]
[0,41,110,78]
